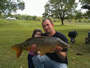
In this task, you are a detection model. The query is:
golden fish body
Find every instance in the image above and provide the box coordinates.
[11,36,70,58]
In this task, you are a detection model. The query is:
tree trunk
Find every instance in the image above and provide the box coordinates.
[61,17,64,25]
[61,19,64,25]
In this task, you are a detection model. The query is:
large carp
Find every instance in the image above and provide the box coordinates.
[11,36,70,58]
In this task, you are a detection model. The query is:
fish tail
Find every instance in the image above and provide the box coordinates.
[11,45,23,58]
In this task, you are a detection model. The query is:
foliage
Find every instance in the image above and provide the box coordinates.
[0,0,25,15]
[74,10,83,20]
[0,14,43,21]
[83,11,90,19]
[81,4,90,10]
[79,0,90,5]
[43,0,77,25]
[79,0,90,18]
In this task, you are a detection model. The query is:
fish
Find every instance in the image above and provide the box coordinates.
[11,36,70,58]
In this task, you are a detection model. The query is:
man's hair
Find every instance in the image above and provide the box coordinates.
[42,18,53,24]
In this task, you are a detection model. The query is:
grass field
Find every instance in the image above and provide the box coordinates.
[0,19,90,68]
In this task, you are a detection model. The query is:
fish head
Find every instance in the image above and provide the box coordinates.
[57,38,70,49]
[61,43,70,48]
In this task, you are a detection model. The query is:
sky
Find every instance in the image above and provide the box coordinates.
[17,0,48,16]
[17,0,86,17]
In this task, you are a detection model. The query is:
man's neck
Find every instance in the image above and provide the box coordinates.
[47,30,56,37]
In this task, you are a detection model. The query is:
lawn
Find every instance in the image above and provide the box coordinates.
[0,19,90,68]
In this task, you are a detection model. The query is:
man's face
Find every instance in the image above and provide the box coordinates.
[42,19,54,34]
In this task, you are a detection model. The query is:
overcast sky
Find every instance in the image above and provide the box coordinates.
[17,0,86,17]
[17,0,48,16]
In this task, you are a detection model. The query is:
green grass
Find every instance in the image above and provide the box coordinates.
[0,19,90,68]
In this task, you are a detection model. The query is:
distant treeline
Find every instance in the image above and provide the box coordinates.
[0,14,43,21]
[0,14,61,22]
[0,14,90,23]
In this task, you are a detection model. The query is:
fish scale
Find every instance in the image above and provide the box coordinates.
[11,36,70,58]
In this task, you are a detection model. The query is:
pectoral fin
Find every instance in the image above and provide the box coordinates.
[40,49,55,56]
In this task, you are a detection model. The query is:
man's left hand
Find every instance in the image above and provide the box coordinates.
[55,46,63,52]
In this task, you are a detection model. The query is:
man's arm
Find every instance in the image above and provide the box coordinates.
[55,46,67,59]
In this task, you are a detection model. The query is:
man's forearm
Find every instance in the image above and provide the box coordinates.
[56,51,67,59]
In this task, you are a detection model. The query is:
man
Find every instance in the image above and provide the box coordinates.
[32,18,68,68]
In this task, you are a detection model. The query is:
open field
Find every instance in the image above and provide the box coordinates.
[0,19,90,68]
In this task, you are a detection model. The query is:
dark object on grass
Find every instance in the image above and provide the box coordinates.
[88,31,90,38]
[76,53,82,56]
[85,31,90,44]
[85,37,90,44]
[68,30,78,43]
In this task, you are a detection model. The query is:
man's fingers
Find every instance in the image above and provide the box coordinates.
[56,46,63,52]
[50,49,56,51]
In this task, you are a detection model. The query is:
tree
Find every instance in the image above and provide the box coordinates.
[82,4,90,10]
[43,0,77,25]
[79,0,90,10]
[74,10,83,22]
[0,0,25,15]
[79,0,90,18]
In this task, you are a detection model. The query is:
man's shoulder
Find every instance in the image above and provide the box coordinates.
[56,31,62,34]
[55,31,68,43]
[55,31,65,37]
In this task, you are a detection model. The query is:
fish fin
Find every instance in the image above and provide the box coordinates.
[40,51,54,56]
[16,48,23,58]
[40,52,45,56]
[40,50,54,56]
[39,48,56,56]
[11,45,23,58]
[24,47,31,51]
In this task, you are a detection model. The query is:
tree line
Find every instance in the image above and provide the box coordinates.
[0,0,90,24]
[0,14,43,21]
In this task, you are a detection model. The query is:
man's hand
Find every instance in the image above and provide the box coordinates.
[50,46,63,52]
[55,46,63,52]
[55,46,66,59]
